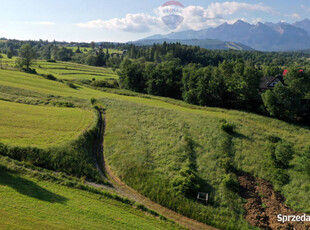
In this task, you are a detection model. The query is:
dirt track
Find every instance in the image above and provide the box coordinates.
[91,111,217,230]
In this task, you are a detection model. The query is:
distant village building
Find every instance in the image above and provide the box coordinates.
[259,75,286,93]
[259,69,303,93]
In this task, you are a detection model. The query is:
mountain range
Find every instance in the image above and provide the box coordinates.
[137,19,310,52]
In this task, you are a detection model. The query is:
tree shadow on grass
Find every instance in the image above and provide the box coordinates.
[232,132,249,140]
[0,168,68,204]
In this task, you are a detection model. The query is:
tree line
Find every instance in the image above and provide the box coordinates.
[118,57,310,124]
[0,39,124,70]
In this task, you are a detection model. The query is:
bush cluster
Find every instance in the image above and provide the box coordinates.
[263,139,294,186]
[219,120,235,134]
[66,81,77,89]
[90,80,119,89]
[46,59,56,63]
[42,74,57,81]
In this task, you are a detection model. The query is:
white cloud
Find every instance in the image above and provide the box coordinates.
[76,13,163,33]
[35,21,55,26]
[301,5,310,12]
[252,18,263,24]
[201,2,274,19]
[287,13,301,19]
[76,1,275,32]
[169,2,273,31]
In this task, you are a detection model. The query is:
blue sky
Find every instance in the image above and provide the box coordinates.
[0,0,309,42]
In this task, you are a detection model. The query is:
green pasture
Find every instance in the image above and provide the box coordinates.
[35,60,118,81]
[0,156,180,230]
[0,55,118,81]
[0,100,94,148]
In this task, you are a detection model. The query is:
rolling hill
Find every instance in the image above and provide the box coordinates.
[0,59,310,229]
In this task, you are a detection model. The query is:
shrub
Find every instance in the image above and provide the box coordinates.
[24,68,37,74]
[219,120,235,134]
[7,51,13,59]
[222,174,240,193]
[273,168,290,186]
[90,80,119,89]
[47,59,56,63]
[298,145,310,176]
[90,97,96,105]
[274,142,293,169]
[266,135,282,143]
[66,81,77,89]
[263,141,293,186]
[52,101,74,108]
[42,74,57,81]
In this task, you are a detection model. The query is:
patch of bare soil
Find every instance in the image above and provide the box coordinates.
[237,171,310,230]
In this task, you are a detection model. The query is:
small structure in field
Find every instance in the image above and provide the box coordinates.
[197,192,209,204]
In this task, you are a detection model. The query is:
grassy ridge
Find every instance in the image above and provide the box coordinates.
[0,156,181,230]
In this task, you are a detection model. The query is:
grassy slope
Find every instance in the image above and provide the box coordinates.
[102,98,310,228]
[35,60,118,81]
[0,100,94,148]
[1,66,310,228]
[0,157,180,230]
[0,55,118,81]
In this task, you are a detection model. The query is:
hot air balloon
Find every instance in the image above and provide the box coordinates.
[161,1,184,30]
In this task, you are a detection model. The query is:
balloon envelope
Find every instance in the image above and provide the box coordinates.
[162,14,184,30]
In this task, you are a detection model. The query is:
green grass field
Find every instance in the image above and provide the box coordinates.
[0,55,118,81]
[1,62,310,229]
[35,60,118,81]
[0,156,180,230]
[0,100,94,148]
[102,97,310,229]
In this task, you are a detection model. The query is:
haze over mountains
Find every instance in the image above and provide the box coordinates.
[138,19,310,52]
